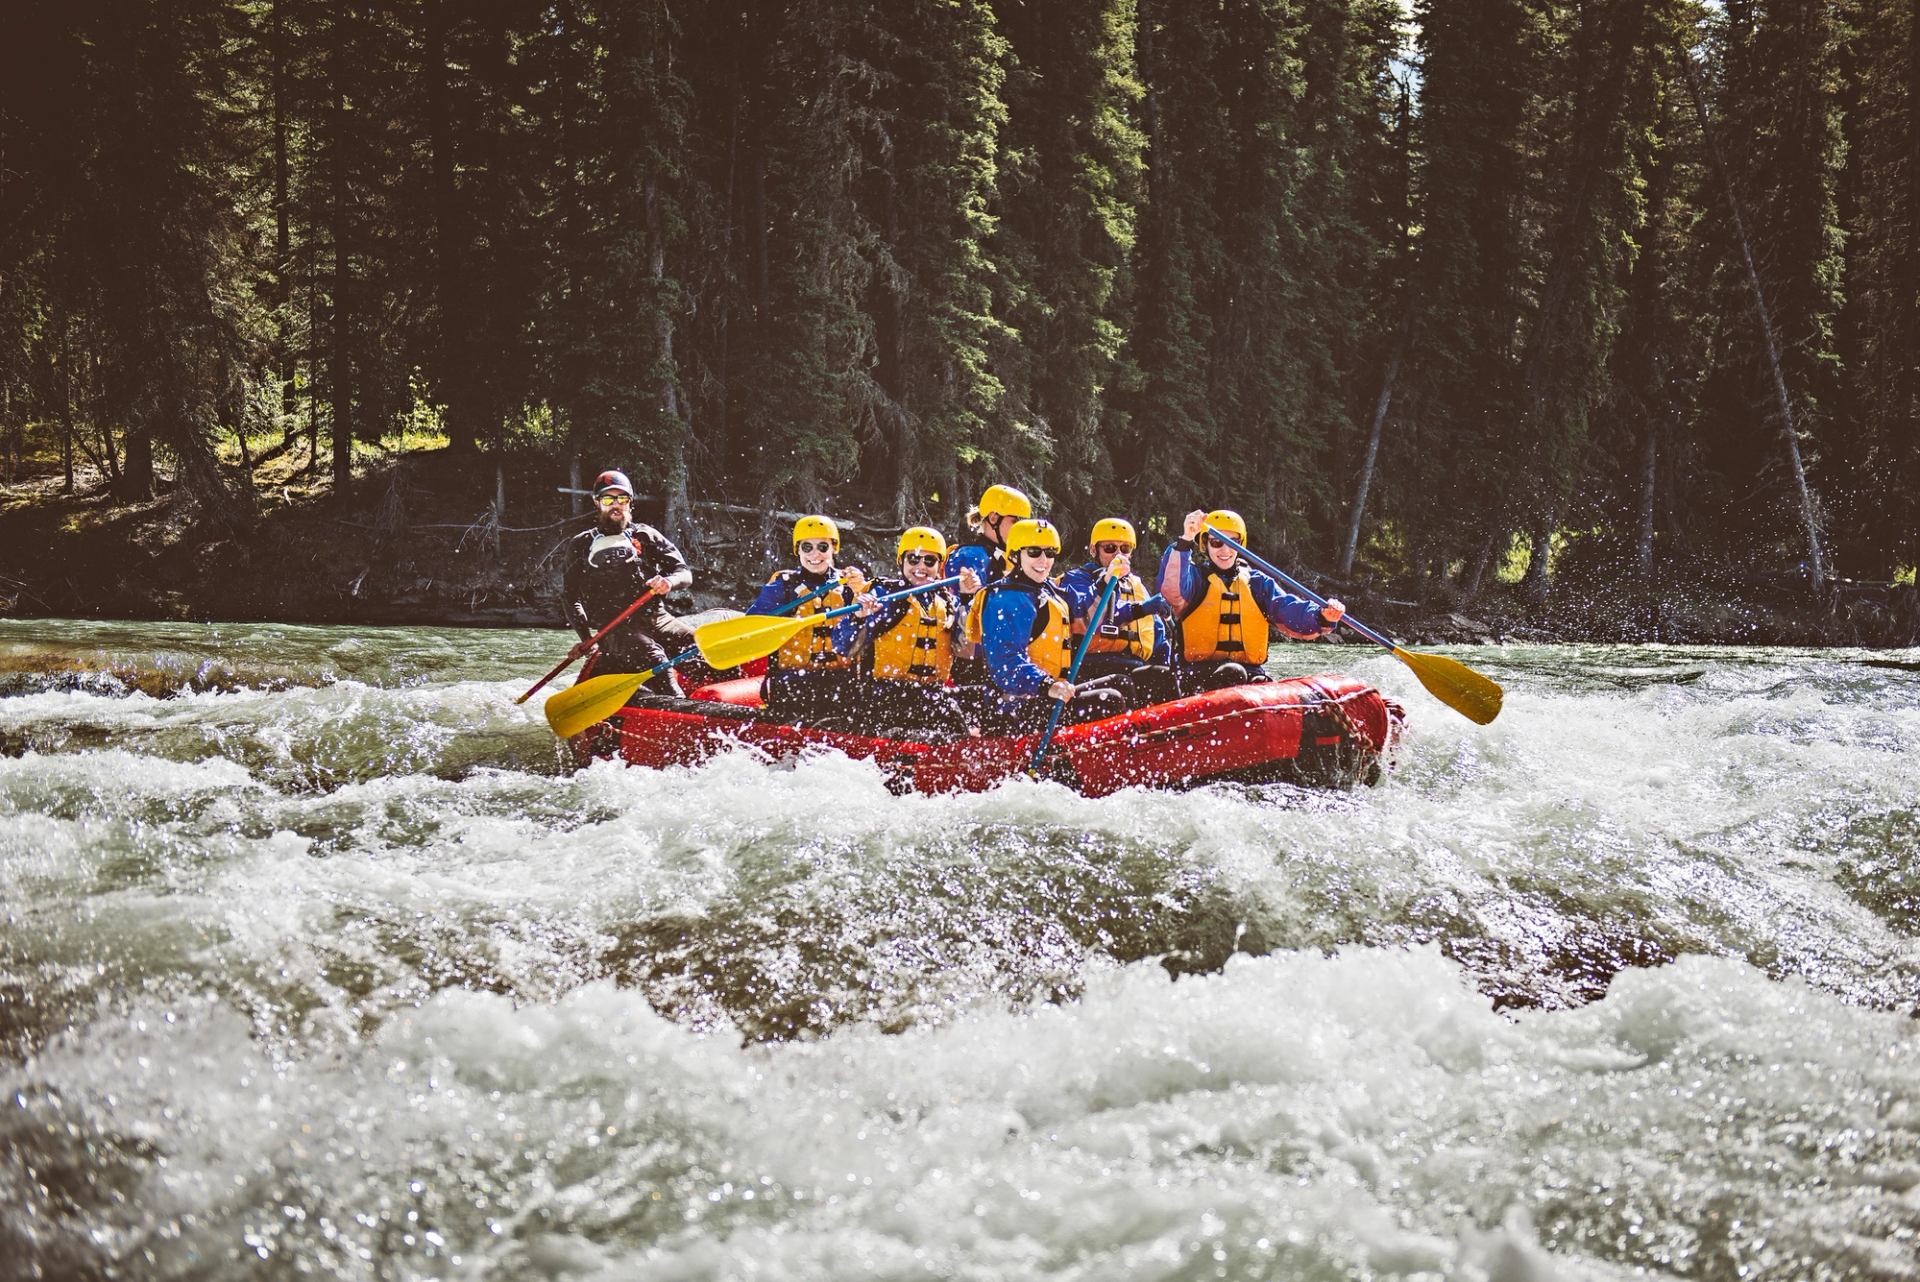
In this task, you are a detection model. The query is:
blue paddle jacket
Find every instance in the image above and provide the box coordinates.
[1059,561,1173,665]
[746,566,850,617]
[945,537,1004,598]
[1156,540,1331,642]
[979,576,1069,698]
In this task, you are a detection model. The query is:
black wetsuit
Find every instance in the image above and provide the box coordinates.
[560,520,694,694]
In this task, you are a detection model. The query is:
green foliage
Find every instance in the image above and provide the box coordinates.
[0,0,1911,587]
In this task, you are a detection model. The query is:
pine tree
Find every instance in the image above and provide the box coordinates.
[1116,0,1229,511]
[868,0,1014,522]
[988,0,1145,532]
[539,0,698,533]
[419,0,544,462]
[1681,0,1841,588]
[1509,0,1655,599]
[735,0,889,509]
[1393,0,1542,587]
[1833,0,1918,577]
[27,0,257,524]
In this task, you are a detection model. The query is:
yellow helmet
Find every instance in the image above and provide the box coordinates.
[975,484,1033,521]
[1089,517,1137,551]
[1203,509,1247,546]
[1004,518,1062,557]
[792,514,840,551]
[897,526,947,560]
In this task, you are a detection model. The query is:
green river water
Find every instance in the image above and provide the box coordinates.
[1,619,1916,1280]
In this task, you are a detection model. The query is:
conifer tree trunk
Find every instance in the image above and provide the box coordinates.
[305,277,321,472]
[1905,0,1920,571]
[1676,38,1827,592]
[1520,508,1556,601]
[330,80,353,497]
[271,1,293,422]
[425,0,472,454]
[121,428,154,499]
[1341,309,1408,577]
[651,182,697,552]
[1636,422,1658,575]
[58,314,75,494]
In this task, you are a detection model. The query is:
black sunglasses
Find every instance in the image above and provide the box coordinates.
[796,540,835,555]
[902,552,942,567]
[1094,541,1131,556]
[1019,546,1057,560]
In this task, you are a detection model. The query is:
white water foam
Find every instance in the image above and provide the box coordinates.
[6,947,1914,1280]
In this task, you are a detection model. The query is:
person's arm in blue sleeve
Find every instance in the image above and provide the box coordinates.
[948,544,991,591]
[1249,572,1333,638]
[829,612,866,656]
[980,591,1055,697]
[1112,592,1169,625]
[946,591,975,657]
[1059,566,1096,620]
[746,578,790,616]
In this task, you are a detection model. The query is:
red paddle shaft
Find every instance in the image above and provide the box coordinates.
[513,585,662,704]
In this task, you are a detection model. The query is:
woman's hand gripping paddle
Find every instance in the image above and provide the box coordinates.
[690,576,961,671]
[1202,524,1503,725]
[1027,570,1121,775]
[541,580,838,739]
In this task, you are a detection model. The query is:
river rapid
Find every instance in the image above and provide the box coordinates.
[1,619,1916,1281]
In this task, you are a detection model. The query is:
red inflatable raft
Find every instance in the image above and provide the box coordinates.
[570,673,1403,795]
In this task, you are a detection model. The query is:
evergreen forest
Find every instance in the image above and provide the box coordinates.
[1,0,1915,603]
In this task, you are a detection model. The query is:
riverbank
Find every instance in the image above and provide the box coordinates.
[2,448,1913,647]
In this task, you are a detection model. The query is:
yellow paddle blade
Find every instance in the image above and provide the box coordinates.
[543,668,656,739]
[1391,646,1504,725]
[693,612,825,670]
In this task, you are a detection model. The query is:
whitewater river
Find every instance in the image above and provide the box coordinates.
[1,619,1916,1281]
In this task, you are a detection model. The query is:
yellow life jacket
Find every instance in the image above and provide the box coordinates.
[768,570,855,672]
[1076,571,1158,661]
[967,580,1072,683]
[1180,564,1270,665]
[869,586,954,685]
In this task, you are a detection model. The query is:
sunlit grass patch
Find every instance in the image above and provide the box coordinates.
[1495,530,1531,583]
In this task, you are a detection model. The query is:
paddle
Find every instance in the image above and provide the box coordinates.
[1028,570,1121,775]
[692,576,960,671]
[542,580,839,739]
[1202,523,1504,725]
[515,586,663,705]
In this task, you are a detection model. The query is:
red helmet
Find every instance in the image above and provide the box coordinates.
[592,470,634,498]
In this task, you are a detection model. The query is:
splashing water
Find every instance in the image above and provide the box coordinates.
[2,619,1917,1280]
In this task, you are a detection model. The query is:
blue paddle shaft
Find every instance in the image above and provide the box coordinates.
[818,575,961,622]
[1029,570,1121,773]
[1201,525,1396,652]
